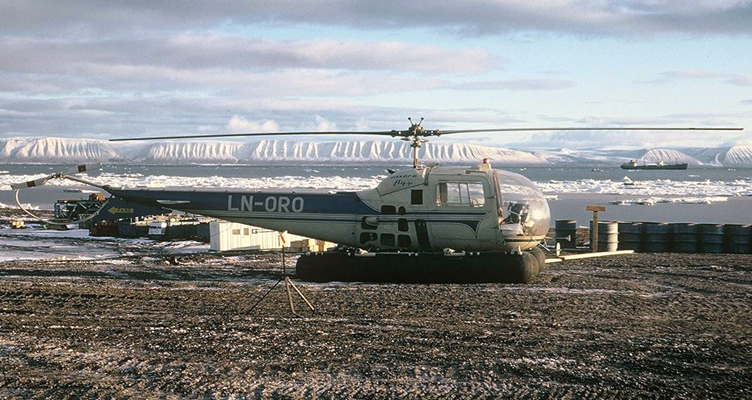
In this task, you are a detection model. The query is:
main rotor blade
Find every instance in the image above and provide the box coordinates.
[110,131,398,142]
[64,163,101,175]
[110,126,743,142]
[11,175,54,190]
[434,127,744,135]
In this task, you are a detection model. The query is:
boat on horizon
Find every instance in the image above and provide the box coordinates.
[620,160,688,170]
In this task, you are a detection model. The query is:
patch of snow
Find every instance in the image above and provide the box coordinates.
[537,178,752,197]
[610,197,728,206]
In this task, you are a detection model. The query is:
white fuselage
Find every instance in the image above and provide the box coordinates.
[106,164,550,252]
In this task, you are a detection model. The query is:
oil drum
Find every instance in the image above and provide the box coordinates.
[724,224,750,254]
[555,219,577,249]
[642,222,670,253]
[590,221,618,252]
[671,223,698,253]
[618,222,642,252]
[699,224,724,253]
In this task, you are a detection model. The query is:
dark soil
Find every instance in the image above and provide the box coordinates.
[0,249,750,399]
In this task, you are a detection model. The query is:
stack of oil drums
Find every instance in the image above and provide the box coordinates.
[555,219,752,254]
[630,221,751,253]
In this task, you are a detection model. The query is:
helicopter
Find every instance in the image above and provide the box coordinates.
[11,119,743,283]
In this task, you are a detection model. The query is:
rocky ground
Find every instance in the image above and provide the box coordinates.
[0,223,750,398]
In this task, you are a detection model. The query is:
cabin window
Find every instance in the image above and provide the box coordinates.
[411,190,423,205]
[360,232,377,244]
[398,235,412,247]
[380,233,395,246]
[398,218,409,232]
[243,228,250,235]
[381,205,396,214]
[232,229,241,235]
[436,182,485,207]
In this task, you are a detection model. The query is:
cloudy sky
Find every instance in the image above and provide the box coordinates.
[1,1,751,149]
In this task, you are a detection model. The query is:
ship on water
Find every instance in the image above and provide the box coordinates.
[620,159,688,170]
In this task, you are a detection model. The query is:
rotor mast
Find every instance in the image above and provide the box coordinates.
[400,117,430,168]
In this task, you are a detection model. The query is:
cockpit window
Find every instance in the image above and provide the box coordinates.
[493,170,550,237]
[437,182,485,207]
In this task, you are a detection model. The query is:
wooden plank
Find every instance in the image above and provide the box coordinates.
[544,258,564,264]
[586,205,606,212]
[559,250,634,260]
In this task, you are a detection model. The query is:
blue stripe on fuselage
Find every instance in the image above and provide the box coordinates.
[105,188,379,215]
[105,188,485,233]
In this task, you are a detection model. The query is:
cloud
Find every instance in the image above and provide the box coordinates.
[314,116,338,132]
[727,75,752,86]
[2,1,751,37]
[655,70,752,87]
[0,35,491,74]
[227,116,279,133]
[162,35,492,73]
[453,79,576,91]
[523,129,745,149]
[659,70,728,80]
[0,33,497,106]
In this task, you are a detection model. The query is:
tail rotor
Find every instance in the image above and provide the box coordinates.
[10,164,106,225]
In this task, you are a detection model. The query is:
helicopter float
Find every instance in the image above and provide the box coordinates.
[11,119,743,283]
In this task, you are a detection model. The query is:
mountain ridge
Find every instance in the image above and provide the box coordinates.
[0,137,751,167]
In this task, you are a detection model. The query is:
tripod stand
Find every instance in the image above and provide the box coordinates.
[249,237,314,317]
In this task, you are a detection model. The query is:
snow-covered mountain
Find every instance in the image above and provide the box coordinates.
[134,142,243,164]
[1,137,751,167]
[0,137,549,166]
[722,146,752,167]
[0,137,122,164]
[640,149,702,165]
[232,140,545,165]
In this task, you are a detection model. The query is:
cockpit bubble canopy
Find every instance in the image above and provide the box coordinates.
[493,170,550,237]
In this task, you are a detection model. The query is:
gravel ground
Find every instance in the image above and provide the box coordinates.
[0,244,750,399]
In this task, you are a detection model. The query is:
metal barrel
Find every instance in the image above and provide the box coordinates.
[671,223,698,253]
[724,224,751,254]
[590,221,619,252]
[698,224,725,253]
[642,222,670,252]
[555,219,577,249]
[618,222,642,252]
